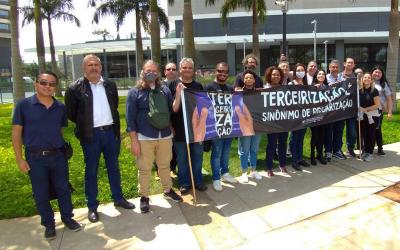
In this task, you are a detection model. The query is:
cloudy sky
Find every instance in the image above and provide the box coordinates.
[19,0,169,63]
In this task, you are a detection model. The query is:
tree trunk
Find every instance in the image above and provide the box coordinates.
[183,0,196,66]
[252,0,260,74]
[47,18,62,96]
[386,0,399,111]
[10,0,25,103]
[135,4,144,76]
[150,0,161,68]
[34,0,46,73]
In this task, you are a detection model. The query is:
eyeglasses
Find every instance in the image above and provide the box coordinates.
[216,69,229,74]
[38,80,57,87]
[166,68,176,71]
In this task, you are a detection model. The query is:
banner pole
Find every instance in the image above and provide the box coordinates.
[180,89,197,205]
[357,75,362,160]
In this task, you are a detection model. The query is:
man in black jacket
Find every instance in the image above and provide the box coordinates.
[65,54,134,223]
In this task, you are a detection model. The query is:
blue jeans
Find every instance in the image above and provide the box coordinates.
[26,151,73,228]
[238,134,261,171]
[81,128,123,210]
[290,128,306,163]
[346,117,357,151]
[175,141,204,188]
[324,121,345,154]
[266,132,288,170]
[210,138,233,181]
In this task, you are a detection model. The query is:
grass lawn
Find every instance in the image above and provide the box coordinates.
[0,98,399,219]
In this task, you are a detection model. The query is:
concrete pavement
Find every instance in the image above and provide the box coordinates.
[1,143,399,250]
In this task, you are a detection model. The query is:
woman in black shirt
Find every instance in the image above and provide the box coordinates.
[359,73,380,161]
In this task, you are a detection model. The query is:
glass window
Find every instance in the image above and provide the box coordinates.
[0,9,7,17]
[0,23,9,31]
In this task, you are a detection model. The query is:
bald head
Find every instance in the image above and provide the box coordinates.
[82,54,102,83]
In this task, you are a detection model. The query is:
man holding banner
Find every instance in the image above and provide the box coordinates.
[169,58,208,195]
[205,62,238,191]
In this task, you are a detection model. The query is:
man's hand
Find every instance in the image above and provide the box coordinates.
[192,106,208,142]
[130,140,141,157]
[235,104,255,136]
[387,113,392,120]
[17,159,30,173]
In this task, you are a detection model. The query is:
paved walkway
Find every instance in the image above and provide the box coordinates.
[1,143,400,250]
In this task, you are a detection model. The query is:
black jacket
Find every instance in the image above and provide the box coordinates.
[65,77,120,143]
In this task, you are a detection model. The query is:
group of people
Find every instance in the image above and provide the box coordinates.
[12,53,393,240]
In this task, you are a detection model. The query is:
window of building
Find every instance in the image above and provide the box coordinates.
[0,23,9,31]
[0,9,8,18]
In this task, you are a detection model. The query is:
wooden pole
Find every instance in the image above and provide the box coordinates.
[186,143,197,205]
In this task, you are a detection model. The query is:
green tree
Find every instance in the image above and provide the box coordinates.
[90,0,148,74]
[21,0,81,96]
[149,0,169,67]
[386,0,399,111]
[168,0,196,64]
[206,0,266,65]
[10,0,25,103]
[33,0,46,73]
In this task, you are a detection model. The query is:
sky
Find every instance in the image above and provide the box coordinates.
[19,0,170,63]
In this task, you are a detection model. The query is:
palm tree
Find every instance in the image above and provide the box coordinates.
[168,0,196,64]
[21,0,81,96]
[206,0,266,63]
[10,0,25,103]
[90,0,156,75]
[386,0,398,111]
[149,0,169,67]
[33,0,46,73]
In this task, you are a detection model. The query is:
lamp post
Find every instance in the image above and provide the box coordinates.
[275,0,288,56]
[323,40,328,72]
[243,38,247,59]
[311,19,317,62]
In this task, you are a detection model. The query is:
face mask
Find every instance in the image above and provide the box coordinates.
[143,72,158,82]
[296,71,305,79]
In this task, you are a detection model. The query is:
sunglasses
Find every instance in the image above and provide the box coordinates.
[216,69,229,74]
[38,80,57,87]
[166,68,176,71]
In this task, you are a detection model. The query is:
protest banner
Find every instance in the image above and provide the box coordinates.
[181,78,357,144]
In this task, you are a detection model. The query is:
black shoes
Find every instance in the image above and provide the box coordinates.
[114,197,135,209]
[164,189,183,202]
[310,158,317,166]
[347,149,356,157]
[298,160,310,167]
[292,162,302,171]
[195,184,208,192]
[63,219,82,232]
[377,149,386,156]
[179,186,191,195]
[88,209,99,223]
[317,156,328,165]
[140,196,150,213]
[44,226,56,240]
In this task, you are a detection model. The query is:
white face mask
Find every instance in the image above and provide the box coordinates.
[296,71,305,79]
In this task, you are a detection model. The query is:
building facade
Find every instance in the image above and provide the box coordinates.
[0,0,11,78]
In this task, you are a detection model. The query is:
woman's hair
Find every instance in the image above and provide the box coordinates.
[312,69,328,85]
[361,72,375,93]
[264,66,283,85]
[136,60,161,89]
[371,65,388,89]
[293,63,307,82]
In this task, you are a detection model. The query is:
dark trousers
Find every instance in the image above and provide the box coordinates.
[290,128,307,163]
[81,128,123,210]
[375,111,384,150]
[311,125,325,158]
[26,151,73,228]
[266,132,288,170]
[325,120,345,154]
[360,115,378,154]
[175,141,204,188]
[346,117,357,151]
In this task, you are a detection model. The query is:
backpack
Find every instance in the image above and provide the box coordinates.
[148,87,171,129]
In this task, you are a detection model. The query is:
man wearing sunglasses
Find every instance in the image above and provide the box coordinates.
[65,54,134,223]
[12,72,81,240]
[163,62,178,83]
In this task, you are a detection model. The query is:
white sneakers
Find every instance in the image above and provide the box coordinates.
[249,170,262,180]
[213,180,223,192]
[240,173,249,183]
[222,173,238,183]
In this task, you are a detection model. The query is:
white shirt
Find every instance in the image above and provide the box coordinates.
[89,77,114,128]
[306,73,313,85]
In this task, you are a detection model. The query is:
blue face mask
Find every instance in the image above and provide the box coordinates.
[143,72,158,82]
[296,71,305,79]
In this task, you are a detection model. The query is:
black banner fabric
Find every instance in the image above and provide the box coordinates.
[182,79,358,144]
